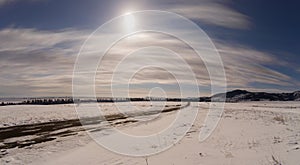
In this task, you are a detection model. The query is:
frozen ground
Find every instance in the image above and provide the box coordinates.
[0,101,300,164]
[0,102,179,127]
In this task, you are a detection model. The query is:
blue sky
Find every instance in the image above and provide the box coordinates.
[0,0,299,97]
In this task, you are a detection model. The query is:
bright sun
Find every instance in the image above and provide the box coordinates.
[124,12,135,32]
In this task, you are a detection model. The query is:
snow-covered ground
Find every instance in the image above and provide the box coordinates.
[0,102,178,127]
[0,101,300,164]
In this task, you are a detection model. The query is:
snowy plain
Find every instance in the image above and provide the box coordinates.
[0,101,300,165]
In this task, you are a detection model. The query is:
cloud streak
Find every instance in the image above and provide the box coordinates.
[0,0,14,6]
[159,0,252,29]
[0,28,89,96]
[0,25,297,97]
[0,0,42,7]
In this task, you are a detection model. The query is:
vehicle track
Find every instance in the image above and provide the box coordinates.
[0,102,190,150]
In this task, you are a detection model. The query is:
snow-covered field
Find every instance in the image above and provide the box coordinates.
[0,102,178,127]
[0,101,300,164]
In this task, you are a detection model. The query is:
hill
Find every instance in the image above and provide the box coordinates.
[210,89,300,102]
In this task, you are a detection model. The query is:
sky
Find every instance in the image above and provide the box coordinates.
[0,0,299,97]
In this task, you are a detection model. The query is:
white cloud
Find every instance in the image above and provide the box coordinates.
[87,32,297,97]
[0,28,88,52]
[166,1,251,29]
[0,27,297,97]
[0,28,89,96]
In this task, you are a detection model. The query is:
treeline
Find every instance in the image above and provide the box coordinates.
[0,97,206,106]
[1,89,297,106]
[96,97,205,102]
[1,98,75,106]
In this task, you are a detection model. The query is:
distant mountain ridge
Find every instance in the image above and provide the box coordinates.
[210,89,300,102]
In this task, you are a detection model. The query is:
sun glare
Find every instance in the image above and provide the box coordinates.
[124,12,135,32]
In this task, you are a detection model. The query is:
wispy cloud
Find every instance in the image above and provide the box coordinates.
[0,28,88,96]
[0,0,13,6]
[0,0,41,7]
[0,26,297,97]
[72,29,294,97]
[0,28,87,52]
[165,0,251,29]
